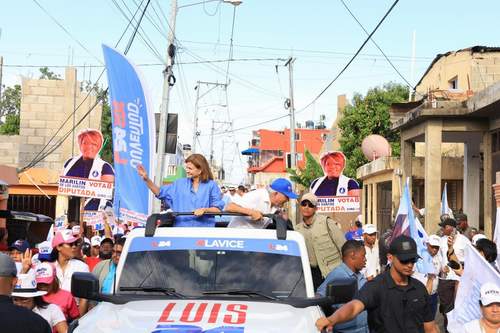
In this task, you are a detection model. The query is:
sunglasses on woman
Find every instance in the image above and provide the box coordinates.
[300,201,316,208]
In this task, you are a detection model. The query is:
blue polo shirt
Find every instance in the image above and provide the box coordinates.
[317,263,369,333]
[157,178,225,227]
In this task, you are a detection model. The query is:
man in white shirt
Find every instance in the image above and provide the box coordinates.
[413,234,445,320]
[437,218,470,329]
[463,282,500,333]
[226,178,298,229]
[361,224,380,281]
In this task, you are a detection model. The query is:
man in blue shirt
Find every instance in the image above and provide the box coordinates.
[317,240,369,333]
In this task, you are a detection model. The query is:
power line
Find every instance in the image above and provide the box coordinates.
[20,0,153,171]
[338,0,414,90]
[31,0,103,65]
[209,0,401,136]
[295,0,401,115]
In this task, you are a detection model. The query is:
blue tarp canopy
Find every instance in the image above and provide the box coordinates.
[241,148,259,155]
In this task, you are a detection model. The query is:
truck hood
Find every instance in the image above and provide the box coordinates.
[75,299,322,333]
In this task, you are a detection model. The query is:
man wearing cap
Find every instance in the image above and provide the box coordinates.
[295,192,345,288]
[438,217,470,327]
[316,235,439,333]
[463,282,500,332]
[93,237,125,294]
[361,224,380,281]
[226,178,298,229]
[412,235,445,320]
[0,253,51,333]
[455,213,472,240]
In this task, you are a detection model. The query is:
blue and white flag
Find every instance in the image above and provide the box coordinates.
[441,182,454,218]
[102,45,154,225]
[391,178,434,274]
[447,244,500,333]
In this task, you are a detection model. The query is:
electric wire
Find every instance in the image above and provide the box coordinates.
[31,0,103,65]
[20,0,152,171]
[338,0,415,90]
[209,0,401,136]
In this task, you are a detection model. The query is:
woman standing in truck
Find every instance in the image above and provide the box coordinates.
[137,153,224,227]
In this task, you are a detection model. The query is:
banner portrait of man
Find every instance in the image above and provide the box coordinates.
[62,128,115,211]
[310,151,360,197]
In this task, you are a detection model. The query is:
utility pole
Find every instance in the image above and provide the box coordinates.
[285,57,296,169]
[154,0,177,212]
[192,80,228,153]
[210,120,232,168]
[220,140,225,181]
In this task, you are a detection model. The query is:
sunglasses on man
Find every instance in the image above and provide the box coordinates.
[300,201,316,208]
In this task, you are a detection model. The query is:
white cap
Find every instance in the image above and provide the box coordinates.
[91,235,102,247]
[427,235,441,247]
[480,283,500,306]
[363,224,377,235]
[472,234,487,246]
[71,225,81,236]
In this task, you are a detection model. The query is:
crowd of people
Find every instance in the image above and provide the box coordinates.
[0,152,498,332]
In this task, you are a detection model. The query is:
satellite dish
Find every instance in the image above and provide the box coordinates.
[361,135,391,161]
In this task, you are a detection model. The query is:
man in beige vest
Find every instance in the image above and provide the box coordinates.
[295,193,346,289]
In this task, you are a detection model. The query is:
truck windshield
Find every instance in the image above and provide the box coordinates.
[118,237,306,299]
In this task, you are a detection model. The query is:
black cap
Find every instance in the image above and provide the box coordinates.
[454,213,467,222]
[389,235,420,261]
[439,218,457,228]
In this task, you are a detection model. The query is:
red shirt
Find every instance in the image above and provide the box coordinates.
[85,256,101,272]
[42,289,80,320]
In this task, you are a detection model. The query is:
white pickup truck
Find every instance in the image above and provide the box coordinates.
[70,213,354,333]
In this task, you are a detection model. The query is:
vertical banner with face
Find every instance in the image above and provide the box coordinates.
[102,44,154,225]
[310,151,361,213]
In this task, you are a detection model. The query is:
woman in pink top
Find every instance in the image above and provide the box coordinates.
[35,262,80,321]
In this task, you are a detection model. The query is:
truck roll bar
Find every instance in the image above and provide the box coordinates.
[145,212,290,240]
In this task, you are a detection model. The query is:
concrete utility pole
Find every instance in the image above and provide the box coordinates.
[154,0,178,212]
[192,80,228,153]
[210,120,232,167]
[285,57,296,169]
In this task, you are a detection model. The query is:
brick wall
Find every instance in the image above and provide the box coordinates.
[17,67,102,172]
[0,135,20,166]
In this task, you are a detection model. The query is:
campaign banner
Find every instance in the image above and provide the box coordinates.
[83,211,104,231]
[54,215,67,232]
[58,176,113,200]
[102,44,155,224]
[310,151,361,213]
[316,196,360,213]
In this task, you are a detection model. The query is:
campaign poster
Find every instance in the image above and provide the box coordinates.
[58,128,115,224]
[310,151,361,213]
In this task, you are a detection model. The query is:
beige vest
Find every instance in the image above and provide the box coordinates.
[296,214,343,277]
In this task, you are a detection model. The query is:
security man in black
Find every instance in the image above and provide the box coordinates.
[0,253,51,333]
[316,235,439,333]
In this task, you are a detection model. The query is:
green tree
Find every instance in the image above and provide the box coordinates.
[338,82,408,178]
[0,84,21,135]
[287,150,324,189]
[39,67,61,80]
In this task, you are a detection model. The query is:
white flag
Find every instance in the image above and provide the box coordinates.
[447,244,500,332]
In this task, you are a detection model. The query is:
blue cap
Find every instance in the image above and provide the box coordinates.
[270,178,298,199]
[9,239,30,252]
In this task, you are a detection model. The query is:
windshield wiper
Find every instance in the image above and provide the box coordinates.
[203,289,278,300]
[120,287,185,298]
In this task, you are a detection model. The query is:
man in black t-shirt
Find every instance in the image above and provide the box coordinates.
[316,235,439,333]
[0,253,51,333]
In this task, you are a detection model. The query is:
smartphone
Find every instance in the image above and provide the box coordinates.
[447,260,460,270]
